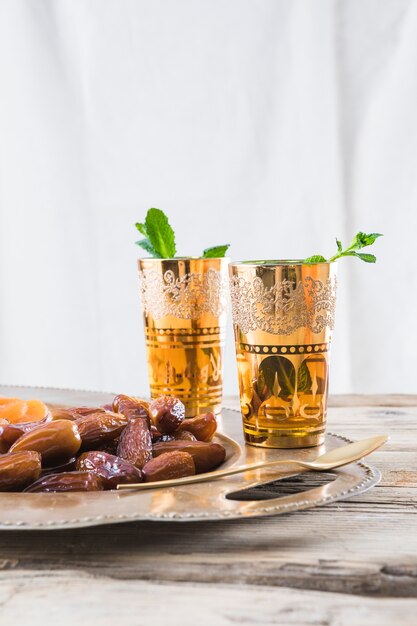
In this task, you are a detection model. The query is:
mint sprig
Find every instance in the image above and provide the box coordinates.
[305,232,383,264]
[135,208,230,259]
[135,208,176,258]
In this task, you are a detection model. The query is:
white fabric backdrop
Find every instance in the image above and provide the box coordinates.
[0,0,415,397]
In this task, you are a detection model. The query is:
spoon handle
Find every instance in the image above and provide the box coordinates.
[117,458,302,491]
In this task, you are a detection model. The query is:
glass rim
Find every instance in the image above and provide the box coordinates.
[230,259,333,268]
[138,256,230,262]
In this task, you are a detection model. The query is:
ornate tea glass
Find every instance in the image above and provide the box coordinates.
[229,260,337,448]
[138,258,229,417]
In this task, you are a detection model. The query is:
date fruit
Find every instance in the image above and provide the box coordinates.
[0,418,54,453]
[142,451,195,482]
[152,441,226,473]
[0,451,42,491]
[9,419,81,464]
[154,431,196,443]
[113,395,150,424]
[178,413,217,442]
[51,407,106,421]
[71,407,107,417]
[76,451,143,489]
[149,396,185,434]
[77,411,129,450]
[50,408,78,421]
[0,424,26,453]
[117,418,152,468]
[24,471,103,493]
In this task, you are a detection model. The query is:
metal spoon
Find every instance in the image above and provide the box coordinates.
[117,434,388,491]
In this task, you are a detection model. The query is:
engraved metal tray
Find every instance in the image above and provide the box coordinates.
[0,386,381,529]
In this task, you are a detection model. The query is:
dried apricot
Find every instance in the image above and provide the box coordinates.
[0,398,49,424]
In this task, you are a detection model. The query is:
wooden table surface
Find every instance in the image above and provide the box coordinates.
[0,394,416,625]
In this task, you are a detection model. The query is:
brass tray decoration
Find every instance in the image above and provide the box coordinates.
[0,386,380,530]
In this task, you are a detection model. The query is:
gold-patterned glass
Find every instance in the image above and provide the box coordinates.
[229,260,337,448]
[138,258,229,417]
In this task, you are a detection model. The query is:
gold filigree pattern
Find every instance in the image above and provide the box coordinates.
[139,268,229,320]
[229,275,337,335]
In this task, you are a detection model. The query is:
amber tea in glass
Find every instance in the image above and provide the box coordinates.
[138,258,229,417]
[229,260,337,448]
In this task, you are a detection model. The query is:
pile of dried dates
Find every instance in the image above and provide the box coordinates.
[0,395,225,492]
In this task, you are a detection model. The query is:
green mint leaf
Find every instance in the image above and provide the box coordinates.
[304,255,327,264]
[136,238,159,257]
[327,230,383,262]
[351,251,377,263]
[202,244,230,258]
[135,222,148,237]
[349,232,365,250]
[145,208,176,258]
[349,231,383,250]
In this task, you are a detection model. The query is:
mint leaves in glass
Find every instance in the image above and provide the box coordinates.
[135,208,229,259]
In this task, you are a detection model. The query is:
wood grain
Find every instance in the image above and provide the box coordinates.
[1,572,417,626]
[0,394,416,625]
